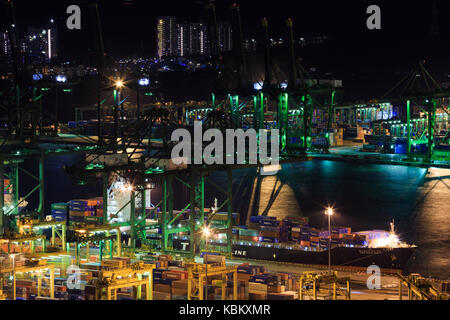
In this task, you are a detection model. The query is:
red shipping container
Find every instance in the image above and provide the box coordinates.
[16,280,35,288]
[86,199,98,206]
[89,197,103,206]
[163,271,187,280]
[55,285,67,292]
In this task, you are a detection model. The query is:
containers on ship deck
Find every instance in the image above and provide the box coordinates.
[260,219,280,227]
[237,215,365,250]
[259,226,281,238]
[239,229,259,237]
[259,237,279,243]
[300,240,310,247]
[68,198,104,225]
[282,216,309,225]
[238,228,259,242]
[309,229,319,237]
[51,202,68,222]
[250,216,276,223]
[208,212,239,225]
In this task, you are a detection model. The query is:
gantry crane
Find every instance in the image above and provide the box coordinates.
[68,224,122,264]
[98,261,155,300]
[298,271,351,300]
[0,233,46,254]
[0,258,55,300]
[186,261,238,300]
[381,61,450,163]
[397,273,446,300]
[17,218,67,251]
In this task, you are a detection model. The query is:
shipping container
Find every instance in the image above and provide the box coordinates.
[259,237,279,243]
[260,220,280,227]
[250,274,278,286]
[239,229,259,237]
[51,202,68,211]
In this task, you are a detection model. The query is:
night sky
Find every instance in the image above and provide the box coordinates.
[3,0,449,58]
[2,0,450,94]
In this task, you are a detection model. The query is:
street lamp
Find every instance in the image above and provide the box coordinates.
[325,207,333,275]
[325,207,333,297]
[113,79,124,145]
[115,79,124,89]
[10,252,19,300]
[203,226,211,300]
[137,78,149,122]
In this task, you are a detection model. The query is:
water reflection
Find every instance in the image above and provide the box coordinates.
[207,161,449,278]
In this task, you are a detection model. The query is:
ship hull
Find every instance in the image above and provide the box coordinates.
[231,244,416,270]
[171,239,415,270]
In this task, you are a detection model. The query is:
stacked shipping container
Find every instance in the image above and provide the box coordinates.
[68,198,103,225]
[235,216,366,249]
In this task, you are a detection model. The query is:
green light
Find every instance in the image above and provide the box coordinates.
[85,163,105,170]
[62,89,72,93]
[41,88,50,91]
[145,168,164,174]
[145,92,153,96]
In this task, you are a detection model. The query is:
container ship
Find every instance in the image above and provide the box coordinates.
[172,215,416,271]
[47,194,416,271]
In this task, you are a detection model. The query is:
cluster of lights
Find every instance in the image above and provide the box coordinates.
[56,75,67,83]
[120,183,134,193]
[369,234,401,248]
[32,226,54,230]
[138,78,150,86]
[355,102,391,109]
[253,82,263,91]
[188,108,213,114]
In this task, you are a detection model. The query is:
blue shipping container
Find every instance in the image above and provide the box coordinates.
[310,231,319,237]
[260,220,280,227]
[237,267,256,275]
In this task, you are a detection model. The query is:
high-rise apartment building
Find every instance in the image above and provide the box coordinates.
[189,23,209,56]
[218,22,232,52]
[158,17,232,58]
[177,23,190,57]
[157,16,177,58]
[0,31,11,56]
[25,23,58,61]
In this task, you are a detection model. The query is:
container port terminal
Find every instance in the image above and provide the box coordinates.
[0,0,449,302]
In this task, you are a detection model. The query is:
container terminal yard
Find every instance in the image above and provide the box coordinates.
[0,0,449,302]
